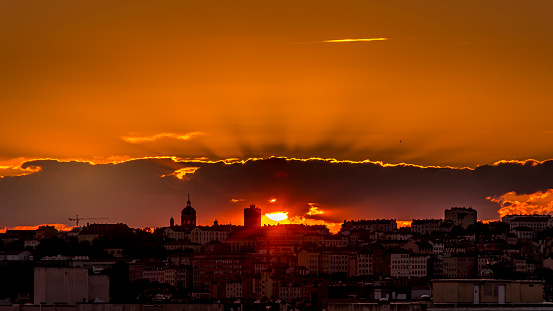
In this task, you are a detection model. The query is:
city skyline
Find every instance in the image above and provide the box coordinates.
[2,1,553,229]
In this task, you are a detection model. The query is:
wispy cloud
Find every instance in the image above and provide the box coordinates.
[322,38,388,43]
[121,132,202,144]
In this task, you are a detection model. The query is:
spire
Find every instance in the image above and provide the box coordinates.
[187,194,191,206]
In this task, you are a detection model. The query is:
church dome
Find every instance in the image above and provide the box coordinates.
[181,195,196,215]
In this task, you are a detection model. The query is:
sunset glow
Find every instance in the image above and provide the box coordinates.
[397,221,412,228]
[265,212,288,222]
[0,223,74,233]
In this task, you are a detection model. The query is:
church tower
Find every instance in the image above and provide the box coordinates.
[181,194,197,229]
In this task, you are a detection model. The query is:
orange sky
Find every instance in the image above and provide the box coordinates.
[1,1,553,168]
[1,1,553,229]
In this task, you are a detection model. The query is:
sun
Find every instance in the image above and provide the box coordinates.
[265,212,288,221]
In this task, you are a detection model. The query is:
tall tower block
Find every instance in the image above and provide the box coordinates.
[244,204,261,228]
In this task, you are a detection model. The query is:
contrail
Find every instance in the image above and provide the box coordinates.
[323,38,389,43]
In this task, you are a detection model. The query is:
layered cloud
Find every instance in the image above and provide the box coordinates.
[1,157,553,229]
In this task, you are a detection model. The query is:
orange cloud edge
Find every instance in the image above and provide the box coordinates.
[3,155,552,179]
[3,155,517,179]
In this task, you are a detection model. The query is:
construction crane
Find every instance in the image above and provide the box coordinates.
[68,214,108,226]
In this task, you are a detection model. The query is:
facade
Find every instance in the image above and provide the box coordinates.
[5,250,32,261]
[211,281,243,299]
[389,250,429,278]
[164,240,202,252]
[370,244,391,276]
[356,250,373,276]
[502,214,553,229]
[443,254,477,278]
[24,239,39,249]
[390,249,410,278]
[278,284,311,301]
[508,215,553,231]
[129,262,146,282]
[143,267,165,283]
[512,226,536,239]
[164,265,191,287]
[163,227,189,240]
[298,249,320,274]
[225,230,258,252]
[192,254,253,289]
[187,226,230,245]
[409,254,430,278]
[342,219,397,232]
[78,232,99,243]
[432,279,544,304]
[411,219,443,235]
[321,235,348,247]
[34,267,109,304]
[261,224,329,246]
[319,251,350,275]
[35,225,59,240]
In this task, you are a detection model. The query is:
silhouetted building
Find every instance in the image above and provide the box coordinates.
[181,194,197,229]
[35,225,59,239]
[84,223,130,235]
[445,207,477,229]
[244,204,261,228]
[411,219,443,235]
[342,219,397,232]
